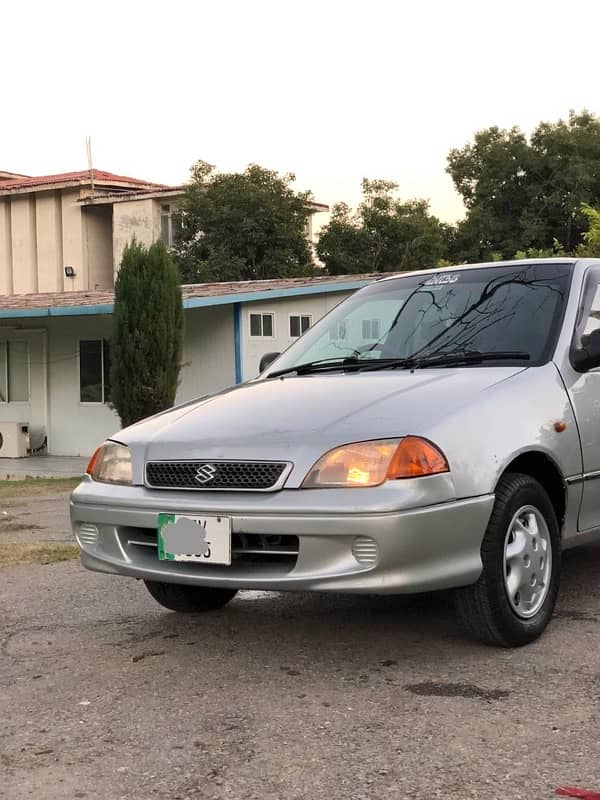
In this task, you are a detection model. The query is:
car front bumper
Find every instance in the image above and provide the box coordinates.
[70,479,494,594]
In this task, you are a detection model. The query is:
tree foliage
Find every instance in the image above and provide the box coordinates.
[174,162,315,283]
[316,179,446,274]
[447,110,600,259]
[111,240,184,428]
[578,204,600,257]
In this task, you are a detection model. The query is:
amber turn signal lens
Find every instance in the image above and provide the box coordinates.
[302,437,449,488]
[387,436,449,479]
[86,445,104,476]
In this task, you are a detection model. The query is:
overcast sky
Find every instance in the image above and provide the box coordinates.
[2,0,599,226]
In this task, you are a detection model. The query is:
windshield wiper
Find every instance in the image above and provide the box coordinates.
[267,355,419,378]
[358,350,531,371]
[267,356,363,378]
[267,351,530,378]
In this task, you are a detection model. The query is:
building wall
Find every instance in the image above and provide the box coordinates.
[36,192,63,292]
[10,195,38,294]
[0,200,13,294]
[241,291,351,379]
[85,206,113,291]
[177,306,236,403]
[60,189,87,291]
[45,316,120,455]
[112,198,157,273]
[0,290,358,457]
[0,304,237,457]
[0,188,116,295]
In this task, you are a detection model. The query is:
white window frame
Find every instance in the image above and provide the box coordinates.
[249,312,275,339]
[288,314,312,339]
[0,340,31,404]
[159,204,183,248]
[79,339,111,405]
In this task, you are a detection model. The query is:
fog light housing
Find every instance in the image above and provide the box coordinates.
[77,523,99,546]
[352,536,379,566]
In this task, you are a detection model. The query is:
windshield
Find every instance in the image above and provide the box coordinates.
[266,263,572,373]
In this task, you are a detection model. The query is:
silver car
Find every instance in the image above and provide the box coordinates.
[71,258,600,646]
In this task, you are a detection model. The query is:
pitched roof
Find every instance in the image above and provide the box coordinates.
[0,273,391,319]
[0,170,31,181]
[0,169,166,192]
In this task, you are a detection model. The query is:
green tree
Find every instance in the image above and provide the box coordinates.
[313,202,372,275]
[527,112,600,252]
[174,161,315,282]
[111,240,184,428]
[447,111,600,260]
[316,179,446,274]
[577,204,600,257]
[447,126,531,259]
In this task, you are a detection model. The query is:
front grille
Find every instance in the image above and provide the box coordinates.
[232,533,299,565]
[123,527,299,568]
[146,460,289,491]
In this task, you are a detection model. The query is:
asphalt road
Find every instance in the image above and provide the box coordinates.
[2,544,600,800]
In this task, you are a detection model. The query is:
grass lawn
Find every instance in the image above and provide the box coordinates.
[0,477,81,566]
[0,477,81,498]
[0,542,79,568]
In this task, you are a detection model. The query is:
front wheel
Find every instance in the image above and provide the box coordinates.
[144,580,238,613]
[454,473,561,647]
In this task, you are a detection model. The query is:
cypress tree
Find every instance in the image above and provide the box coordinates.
[111,239,184,428]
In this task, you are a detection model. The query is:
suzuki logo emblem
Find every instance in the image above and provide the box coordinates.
[194,463,217,484]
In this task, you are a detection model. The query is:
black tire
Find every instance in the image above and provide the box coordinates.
[144,580,238,613]
[454,472,561,647]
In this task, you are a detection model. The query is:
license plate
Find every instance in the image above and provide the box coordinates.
[157,513,231,565]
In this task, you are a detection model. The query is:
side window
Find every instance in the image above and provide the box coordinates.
[159,205,183,248]
[582,284,600,337]
[80,340,111,403]
[249,313,274,338]
[289,315,311,338]
[0,341,30,402]
[571,270,600,371]
[572,272,600,345]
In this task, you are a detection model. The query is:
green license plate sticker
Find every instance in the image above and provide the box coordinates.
[157,512,231,565]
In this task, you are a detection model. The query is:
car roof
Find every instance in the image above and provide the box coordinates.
[377,257,600,283]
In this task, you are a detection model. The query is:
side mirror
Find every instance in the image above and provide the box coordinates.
[572,328,600,372]
[259,351,281,373]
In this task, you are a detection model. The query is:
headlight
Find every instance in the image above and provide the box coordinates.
[86,442,132,485]
[302,437,449,488]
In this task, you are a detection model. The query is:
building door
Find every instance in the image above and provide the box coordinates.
[0,329,48,455]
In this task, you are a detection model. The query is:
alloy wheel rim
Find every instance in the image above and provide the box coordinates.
[503,505,552,619]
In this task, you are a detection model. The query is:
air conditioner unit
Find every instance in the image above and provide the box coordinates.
[0,422,30,458]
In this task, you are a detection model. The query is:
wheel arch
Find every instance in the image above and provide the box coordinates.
[499,451,566,533]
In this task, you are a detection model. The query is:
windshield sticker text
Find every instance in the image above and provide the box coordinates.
[423,273,460,286]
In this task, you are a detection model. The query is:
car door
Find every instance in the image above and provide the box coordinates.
[564,266,600,531]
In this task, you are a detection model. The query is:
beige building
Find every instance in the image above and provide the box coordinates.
[0,167,360,459]
[0,169,167,294]
[0,169,328,295]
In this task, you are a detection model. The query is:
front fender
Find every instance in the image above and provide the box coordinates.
[426,363,581,499]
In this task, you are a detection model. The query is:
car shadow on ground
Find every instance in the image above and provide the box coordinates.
[8,542,600,682]
[83,540,600,679]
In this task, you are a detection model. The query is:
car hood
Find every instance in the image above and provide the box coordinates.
[118,367,525,487]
